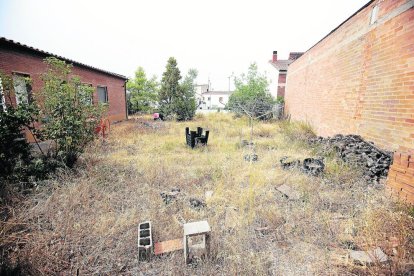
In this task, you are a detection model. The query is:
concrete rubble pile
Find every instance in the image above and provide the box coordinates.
[309,134,392,182]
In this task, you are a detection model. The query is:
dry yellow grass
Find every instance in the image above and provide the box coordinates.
[1,113,413,275]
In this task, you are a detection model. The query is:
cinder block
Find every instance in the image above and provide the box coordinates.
[183,221,211,264]
[138,221,153,261]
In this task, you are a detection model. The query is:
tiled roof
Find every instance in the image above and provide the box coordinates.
[269,60,292,71]
[0,37,128,80]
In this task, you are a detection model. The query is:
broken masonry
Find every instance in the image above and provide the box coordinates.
[309,134,392,182]
[280,156,325,176]
[138,220,211,264]
[244,153,258,162]
[160,188,181,204]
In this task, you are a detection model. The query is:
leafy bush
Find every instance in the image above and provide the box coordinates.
[227,63,275,119]
[37,57,105,167]
[0,72,39,183]
[276,96,284,104]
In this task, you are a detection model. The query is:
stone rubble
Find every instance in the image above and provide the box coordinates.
[309,134,392,182]
[244,153,258,162]
[280,157,325,176]
[189,197,206,209]
[160,188,181,204]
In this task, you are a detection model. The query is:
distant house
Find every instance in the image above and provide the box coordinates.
[268,51,303,98]
[0,37,128,125]
[194,84,233,110]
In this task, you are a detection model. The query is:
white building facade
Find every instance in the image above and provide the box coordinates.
[194,84,233,110]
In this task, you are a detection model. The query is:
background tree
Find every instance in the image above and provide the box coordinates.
[126,67,158,114]
[158,57,197,120]
[227,63,274,119]
[175,68,197,121]
[158,57,181,119]
[37,57,105,167]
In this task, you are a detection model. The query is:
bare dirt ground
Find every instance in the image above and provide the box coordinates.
[1,113,413,275]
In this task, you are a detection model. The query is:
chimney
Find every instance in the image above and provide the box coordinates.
[272,51,278,62]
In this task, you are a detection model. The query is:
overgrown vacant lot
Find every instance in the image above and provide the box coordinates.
[2,113,414,275]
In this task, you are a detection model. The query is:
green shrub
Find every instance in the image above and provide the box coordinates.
[37,57,105,167]
[0,72,39,184]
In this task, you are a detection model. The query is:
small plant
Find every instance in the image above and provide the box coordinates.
[37,57,105,167]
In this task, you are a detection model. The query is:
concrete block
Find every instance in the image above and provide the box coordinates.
[138,221,153,261]
[183,221,211,264]
[276,184,301,200]
[349,247,388,264]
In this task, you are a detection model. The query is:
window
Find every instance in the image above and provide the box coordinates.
[219,97,223,103]
[97,86,108,103]
[208,97,211,101]
[12,73,31,105]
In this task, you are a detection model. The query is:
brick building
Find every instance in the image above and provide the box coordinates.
[284,0,413,152]
[0,37,128,125]
[269,51,303,98]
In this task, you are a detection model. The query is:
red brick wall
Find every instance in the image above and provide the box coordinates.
[285,0,414,151]
[277,73,287,97]
[0,45,127,123]
[387,150,414,204]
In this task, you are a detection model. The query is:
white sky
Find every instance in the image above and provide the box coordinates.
[0,0,368,91]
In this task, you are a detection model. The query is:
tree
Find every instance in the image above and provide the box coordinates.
[175,68,197,121]
[158,57,181,119]
[158,57,197,120]
[37,57,105,167]
[227,63,274,119]
[126,67,158,114]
